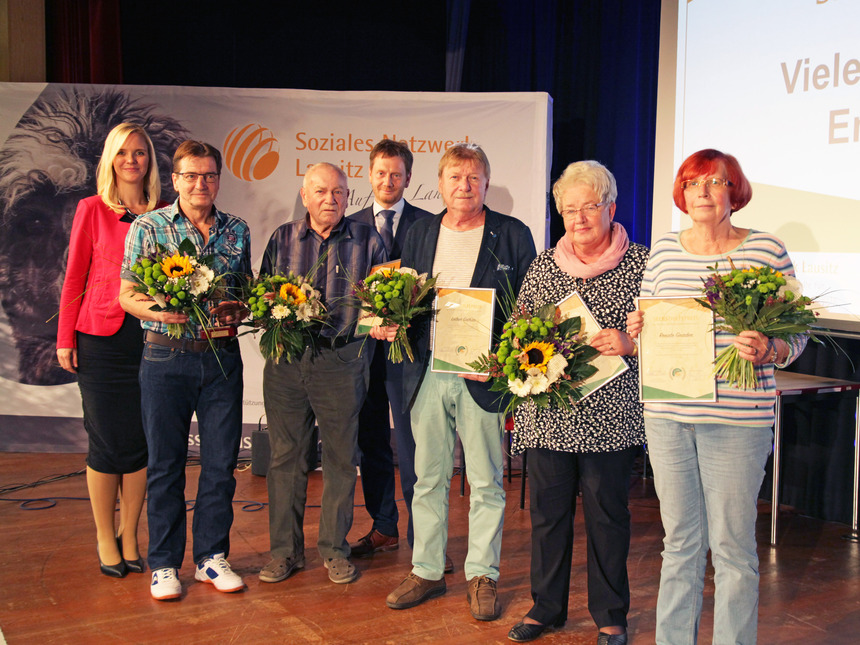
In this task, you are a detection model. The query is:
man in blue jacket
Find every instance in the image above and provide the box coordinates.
[384,143,536,621]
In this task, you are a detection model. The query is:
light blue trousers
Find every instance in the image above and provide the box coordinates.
[409,368,505,581]
[645,418,773,645]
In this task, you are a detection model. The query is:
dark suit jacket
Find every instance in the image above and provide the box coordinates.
[401,207,537,413]
[347,200,433,260]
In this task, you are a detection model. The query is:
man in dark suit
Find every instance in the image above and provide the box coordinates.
[383,143,536,621]
[347,139,432,561]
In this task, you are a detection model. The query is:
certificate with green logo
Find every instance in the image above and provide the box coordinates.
[431,287,496,374]
[637,296,716,402]
[556,291,628,399]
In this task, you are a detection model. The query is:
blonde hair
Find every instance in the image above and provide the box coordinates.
[437,142,490,180]
[96,123,161,213]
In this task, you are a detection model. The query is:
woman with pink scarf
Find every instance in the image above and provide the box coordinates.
[507,161,648,645]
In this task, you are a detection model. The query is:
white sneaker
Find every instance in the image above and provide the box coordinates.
[150,567,181,600]
[195,552,245,592]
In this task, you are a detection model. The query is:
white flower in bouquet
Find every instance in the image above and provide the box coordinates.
[509,378,532,397]
[296,303,315,322]
[271,304,289,320]
[526,369,550,394]
[188,264,215,296]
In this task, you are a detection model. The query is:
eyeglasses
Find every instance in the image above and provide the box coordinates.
[561,202,605,218]
[175,172,220,184]
[682,177,732,191]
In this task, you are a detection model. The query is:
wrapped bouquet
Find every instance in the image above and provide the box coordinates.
[129,238,223,339]
[243,271,326,362]
[352,266,436,362]
[696,262,818,389]
[469,302,600,414]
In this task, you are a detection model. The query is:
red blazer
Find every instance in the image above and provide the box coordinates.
[57,195,166,349]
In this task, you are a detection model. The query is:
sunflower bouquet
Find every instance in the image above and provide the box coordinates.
[352,266,436,363]
[243,271,326,362]
[469,302,600,413]
[695,262,818,389]
[129,238,223,339]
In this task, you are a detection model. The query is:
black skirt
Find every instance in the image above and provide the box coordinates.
[76,314,147,473]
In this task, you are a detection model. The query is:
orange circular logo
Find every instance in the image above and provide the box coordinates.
[224,124,280,181]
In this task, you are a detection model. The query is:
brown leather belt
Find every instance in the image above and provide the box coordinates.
[145,330,234,353]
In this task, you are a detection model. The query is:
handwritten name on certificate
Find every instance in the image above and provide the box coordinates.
[637,296,715,402]
[556,291,628,399]
[431,287,495,374]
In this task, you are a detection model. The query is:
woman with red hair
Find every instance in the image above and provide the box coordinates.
[628,149,807,644]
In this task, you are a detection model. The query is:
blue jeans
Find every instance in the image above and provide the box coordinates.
[410,368,505,581]
[140,341,243,570]
[645,419,773,645]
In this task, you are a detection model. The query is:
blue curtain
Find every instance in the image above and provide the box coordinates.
[451,0,661,246]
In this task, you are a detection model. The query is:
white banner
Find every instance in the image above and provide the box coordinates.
[0,83,551,449]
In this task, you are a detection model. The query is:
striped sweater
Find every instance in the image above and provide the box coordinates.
[640,230,807,426]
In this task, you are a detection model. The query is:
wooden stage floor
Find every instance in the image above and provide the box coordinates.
[1,452,858,644]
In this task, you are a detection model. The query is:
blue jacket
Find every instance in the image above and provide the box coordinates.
[401,207,537,412]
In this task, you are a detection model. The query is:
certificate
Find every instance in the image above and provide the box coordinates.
[430,287,496,374]
[355,259,403,336]
[637,296,715,402]
[556,292,628,399]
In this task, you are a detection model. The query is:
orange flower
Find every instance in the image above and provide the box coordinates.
[161,253,193,277]
[279,282,307,304]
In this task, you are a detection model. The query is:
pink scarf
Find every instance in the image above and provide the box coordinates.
[554,222,630,279]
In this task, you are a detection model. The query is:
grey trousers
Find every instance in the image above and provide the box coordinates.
[263,340,371,560]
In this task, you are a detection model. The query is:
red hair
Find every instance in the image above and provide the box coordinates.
[672,149,753,214]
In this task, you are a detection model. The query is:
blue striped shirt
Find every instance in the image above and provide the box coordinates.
[121,199,251,337]
[260,215,387,339]
[640,230,808,426]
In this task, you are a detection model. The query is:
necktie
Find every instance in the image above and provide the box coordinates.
[378,210,395,253]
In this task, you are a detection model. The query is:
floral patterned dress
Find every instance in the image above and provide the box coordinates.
[511,243,649,455]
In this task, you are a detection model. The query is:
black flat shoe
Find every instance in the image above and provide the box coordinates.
[117,536,145,573]
[596,631,627,645]
[98,546,128,578]
[508,621,548,643]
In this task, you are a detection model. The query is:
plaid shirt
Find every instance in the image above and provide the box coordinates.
[121,199,251,337]
[261,214,387,339]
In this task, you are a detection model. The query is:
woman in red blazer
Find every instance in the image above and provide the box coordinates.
[57,123,167,578]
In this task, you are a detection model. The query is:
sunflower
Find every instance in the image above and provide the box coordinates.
[519,341,554,372]
[161,253,193,277]
[279,282,307,304]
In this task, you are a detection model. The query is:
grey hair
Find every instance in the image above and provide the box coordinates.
[552,160,617,211]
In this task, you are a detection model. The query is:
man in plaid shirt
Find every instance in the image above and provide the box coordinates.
[120,140,250,601]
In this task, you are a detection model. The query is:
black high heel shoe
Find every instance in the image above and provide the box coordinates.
[98,545,128,578]
[116,536,145,574]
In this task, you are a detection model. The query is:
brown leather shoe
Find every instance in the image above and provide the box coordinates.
[467,575,500,621]
[386,572,446,609]
[350,529,399,558]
